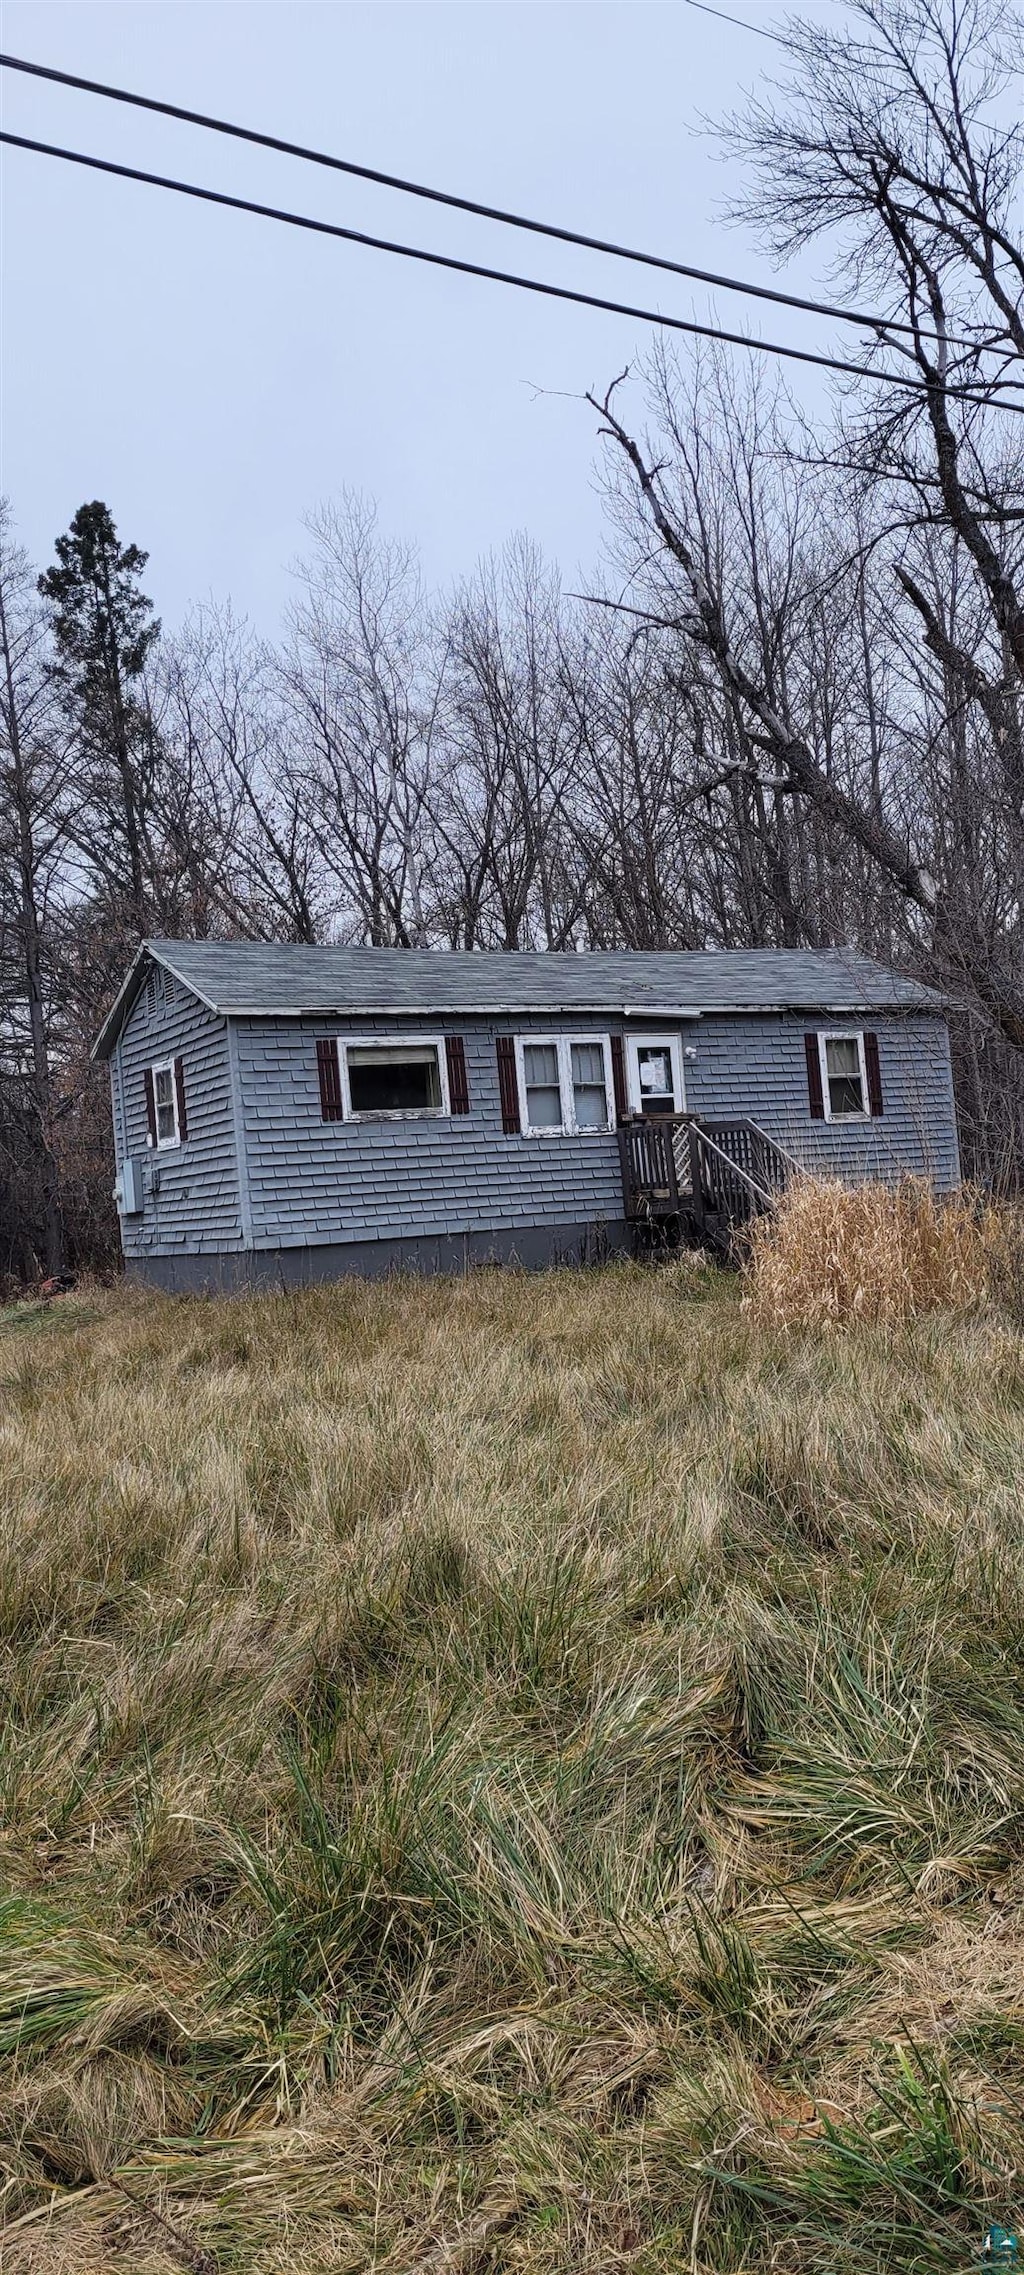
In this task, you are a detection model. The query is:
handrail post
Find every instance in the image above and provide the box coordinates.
[688,1124,705,1237]
[617,1127,634,1219]
[666,1119,680,1211]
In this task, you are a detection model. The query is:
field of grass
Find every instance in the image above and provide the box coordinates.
[1,1261,1023,2273]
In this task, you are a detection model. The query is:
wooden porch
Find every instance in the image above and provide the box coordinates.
[617,1114,798,1258]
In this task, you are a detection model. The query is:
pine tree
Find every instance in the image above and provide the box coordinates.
[39,502,160,930]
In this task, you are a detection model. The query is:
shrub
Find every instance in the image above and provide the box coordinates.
[743,1176,1003,1329]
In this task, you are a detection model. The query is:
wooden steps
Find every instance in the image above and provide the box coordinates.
[619,1114,798,1261]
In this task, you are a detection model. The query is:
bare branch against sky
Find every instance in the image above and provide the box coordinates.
[3,0,849,629]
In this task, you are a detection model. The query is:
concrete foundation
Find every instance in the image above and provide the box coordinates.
[124,1218,633,1293]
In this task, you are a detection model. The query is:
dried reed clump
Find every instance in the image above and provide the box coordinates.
[743,1175,1004,1328]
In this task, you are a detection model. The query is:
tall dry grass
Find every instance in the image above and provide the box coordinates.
[0,1265,1023,2272]
[743,1175,1016,1328]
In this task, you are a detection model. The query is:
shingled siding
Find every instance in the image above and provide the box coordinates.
[109,991,959,1275]
[233,1013,626,1251]
[685,1010,961,1188]
[114,975,243,1257]
[231,1005,958,1258]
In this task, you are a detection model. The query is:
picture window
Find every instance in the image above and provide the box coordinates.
[344,1043,445,1117]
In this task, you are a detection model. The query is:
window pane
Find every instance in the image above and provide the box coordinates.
[825,1038,860,1078]
[637,1047,672,1097]
[348,1046,438,1067]
[570,1042,605,1087]
[636,1045,675,1113]
[573,1084,608,1128]
[523,1044,559,1087]
[348,1047,441,1112]
[154,1067,173,1105]
[525,1084,563,1128]
[569,1044,605,1128]
[522,1045,564,1128]
[829,1073,865,1115]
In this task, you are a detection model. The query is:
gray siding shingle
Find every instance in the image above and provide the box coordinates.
[234,1005,960,1256]
[113,973,243,1255]
[685,1011,961,1189]
[235,1013,624,1248]
[109,982,961,1272]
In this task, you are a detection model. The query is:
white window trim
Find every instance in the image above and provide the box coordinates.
[514,1033,615,1137]
[625,1032,686,1115]
[150,1057,182,1150]
[817,1029,870,1123]
[339,1034,451,1121]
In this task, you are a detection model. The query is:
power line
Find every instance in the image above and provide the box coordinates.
[3,128,1021,415]
[0,47,982,355]
[679,0,790,42]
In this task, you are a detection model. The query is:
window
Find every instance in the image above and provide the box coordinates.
[521,1042,562,1128]
[819,1031,868,1121]
[515,1035,613,1135]
[151,1059,181,1148]
[571,1041,610,1128]
[626,1033,684,1116]
[343,1041,447,1118]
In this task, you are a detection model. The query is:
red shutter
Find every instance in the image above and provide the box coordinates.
[805,1033,825,1120]
[316,1037,343,1122]
[174,1055,188,1141]
[864,1031,883,1117]
[445,1034,470,1114]
[610,1034,627,1121]
[496,1036,521,1134]
[143,1066,157,1147]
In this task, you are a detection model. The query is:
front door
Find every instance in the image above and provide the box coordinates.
[626,1034,685,1116]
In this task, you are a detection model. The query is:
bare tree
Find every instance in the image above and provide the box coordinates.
[431,540,588,947]
[282,497,439,944]
[161,610,324,942]
[719,0,1024,1034]
[0,503,68,1276]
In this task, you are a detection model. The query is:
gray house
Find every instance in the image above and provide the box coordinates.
[92,940,960,1290]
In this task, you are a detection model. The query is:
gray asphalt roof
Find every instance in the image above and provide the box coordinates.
[92,940,944,1059]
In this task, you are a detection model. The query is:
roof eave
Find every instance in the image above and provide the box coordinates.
[90,941,222,1060]
[218,1001,707,1021]
[91,944,151,1062]
[215,994,940,1020]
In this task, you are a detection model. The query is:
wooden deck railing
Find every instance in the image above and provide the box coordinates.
[619,1114,798,1243]
[617,1116,688,1215]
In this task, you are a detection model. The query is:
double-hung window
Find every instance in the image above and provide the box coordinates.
[346,1043,443,1116]
[516,1035,614,1135]
[520,1041,562,1129]
[570,1040,612,1127]
[151,1059,181,1148]
[819,1032,869,1121]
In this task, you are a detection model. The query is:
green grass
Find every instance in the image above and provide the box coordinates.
[0,1262,1022,2271]
[0,1297,102,1341]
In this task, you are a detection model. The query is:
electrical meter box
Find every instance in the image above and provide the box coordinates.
[114,1158,145,1217]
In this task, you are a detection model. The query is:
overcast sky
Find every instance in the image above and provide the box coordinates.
[1,1,845,633]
